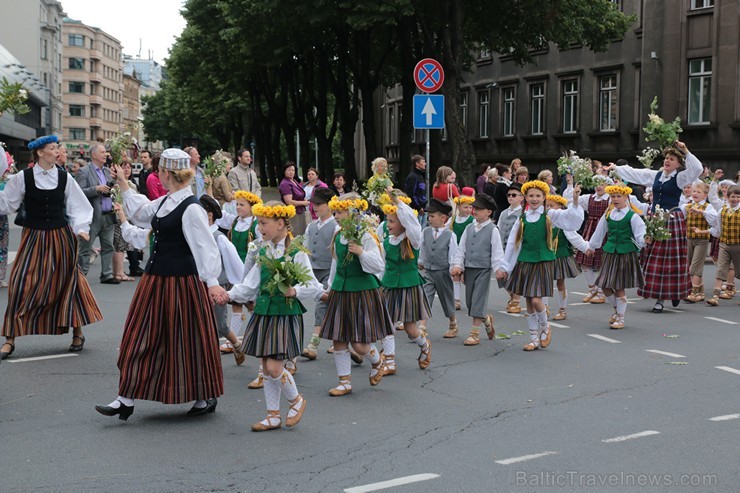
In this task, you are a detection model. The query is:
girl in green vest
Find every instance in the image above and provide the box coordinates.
[545,194,590,321]
[450,188,475,310]
[380,197,432,373]
[320,193,394,396]
[498,180,584,351]
[225,201,323,431]
[586,185,646,329]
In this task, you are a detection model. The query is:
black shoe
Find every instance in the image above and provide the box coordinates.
[95,401,134,421]
[652,301,664,313]
[101,277,121,285]
[129,269,145,277]
[69,335,85,352]
[187,398,217,416]
[0,341,15,360]
[671,299,680,307]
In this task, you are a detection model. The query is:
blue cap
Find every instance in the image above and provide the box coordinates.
[28,135,59,151]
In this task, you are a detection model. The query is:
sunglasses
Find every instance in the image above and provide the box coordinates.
[507,193,522,197]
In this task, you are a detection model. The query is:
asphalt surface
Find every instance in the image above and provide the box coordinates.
[1,215,738,493]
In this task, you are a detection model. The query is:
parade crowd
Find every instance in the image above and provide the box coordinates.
[0,136,738,432]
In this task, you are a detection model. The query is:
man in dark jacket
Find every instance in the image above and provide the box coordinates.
[405,154,427,224]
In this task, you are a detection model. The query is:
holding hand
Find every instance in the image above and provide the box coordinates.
[450,266,463,277]
[674,140,688,155]
[78,231,90,242]
[713,169,724,182]
[585,249,595,258]
[284,287,297,298]
[348,241,363,256]
[495,269,507,281]
[209,285,229,305]
[644,236,653,245]
[320,292,329,303]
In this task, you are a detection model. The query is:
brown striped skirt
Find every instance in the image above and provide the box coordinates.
[319,288,394,343]
[553,255,581,280]
[596,251,644,291]
[2,226,102,337]
[505,261,555,298]
[117,274,224,404]
[383,285,432,324]
[240,314,303,360]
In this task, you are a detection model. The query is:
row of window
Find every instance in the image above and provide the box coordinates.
[67,82,122,102]
[67,128,118,141]
[67,34,120,60]
[67,57,122,81]
[67,105,122,122]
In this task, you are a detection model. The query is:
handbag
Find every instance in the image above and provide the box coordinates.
[14,202,25,227]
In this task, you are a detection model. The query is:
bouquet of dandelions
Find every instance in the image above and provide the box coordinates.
[204,149,230,178]
[257,235,314,307]
[331,196,379,266]
[639,97,683,168]
[106,124,139,165]
[557,150,595,189]
[643,205,672,241]
[0,78,30,116]
[364,158,394,207]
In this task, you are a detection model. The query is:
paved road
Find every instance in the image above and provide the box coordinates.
[1,217,738,492]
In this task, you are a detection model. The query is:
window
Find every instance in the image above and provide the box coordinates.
[609,0,621,9]
[478,91,490,138]
[599,75,618,131]
[68,34,84,47]
[69,57,85,70]
[502,87,515,136]
[41,39,48,60]
[69,105,84,117]
[562,79,578,133]
[691,0,714,9]
[68,81,85,93]
[479,48,491,60]
[69,128,86,140]
[688,58,711,124]
[530,83,545,135]
[387,106,395,144]
[459,93,468,130]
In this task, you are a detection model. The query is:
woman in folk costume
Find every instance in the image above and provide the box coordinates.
[224,201,323,431]
[606,141,703,312]
[0,135,102,360]
[95,149,226,420]
[320,193,394,396]
[498,181,584,351]
[586,185,646,329]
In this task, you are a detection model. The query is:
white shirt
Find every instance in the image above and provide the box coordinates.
[0,165,93,234]
[122,187,221,287]
[706,202,740,231]
[501,204,585,273]
[228,236,324,304]
[210,224,245,284]
[707,181,727,212]
[385,201,422,249]
[313,214,337,231]
[120,221,151,250]
[215,210,262,241]
[615,152,703,190]
[563,186,609,208]
[418,225,459,268]
[450,218,505,271]
[327,231,385,289]
[680,199,718,230]
[588,206,646,250]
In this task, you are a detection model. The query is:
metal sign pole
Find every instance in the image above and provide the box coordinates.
[425,128,430,205]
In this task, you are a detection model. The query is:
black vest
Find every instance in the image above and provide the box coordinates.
[652,172,682,212]
[22,167,68,230]
[145,196,200,276]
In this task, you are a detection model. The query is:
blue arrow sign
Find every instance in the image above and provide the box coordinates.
[413,94,445,129]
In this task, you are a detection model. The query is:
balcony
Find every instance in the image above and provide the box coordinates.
[89,72,102,84]
[89,95,103,106]
[89,118,102,128]
[89,50,102,61]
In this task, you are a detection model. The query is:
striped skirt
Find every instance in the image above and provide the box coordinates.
[2,226,102,337]
[505,261,554,298]
[553,255,581,280]
[319,288,394,343]
[383,285,432,324]
[240,314,303,360]
[638,210,691,300]
[596,252,644,290]
[117,274,224,404]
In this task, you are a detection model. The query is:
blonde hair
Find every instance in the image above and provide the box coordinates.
[486,168,498,181]
[692,181,710,194]
[371,157,388,174]
[515,166,529,177]
[434,166,454,187]
[261,200,293,243]
[166,167,195,184]
[537,169,553,181]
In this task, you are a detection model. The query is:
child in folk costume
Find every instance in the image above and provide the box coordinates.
[215,190,262,354]
[418,199,458,338]
[225,201,324,431]
[585,185,646,329]
[450,193,503,346]
[544,194,589,321]
[705,185,740,306]
[199,195,248,365]
[379,197,433,372]
[320,193,394,395]
[681,181,717,303]
[708,179,737,299]
[498,181,584,351]
[496,182,524,314]
[450,187,475,310]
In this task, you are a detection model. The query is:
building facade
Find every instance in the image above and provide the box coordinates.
[124,56,164,153]
[122,72,141,131]
[61,17,123,160]
[381,0,738,177]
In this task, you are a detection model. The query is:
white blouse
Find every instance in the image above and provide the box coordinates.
[327,231,386,289]
[588,206,646,250]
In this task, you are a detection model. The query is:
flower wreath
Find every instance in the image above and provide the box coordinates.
[252,203,296,219]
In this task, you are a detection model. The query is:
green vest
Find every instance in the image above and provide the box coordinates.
[253,247,307,316]
[231,218,256,262]
[381,236,425,289]
[331,235,381,292]
[517,214,556,263]
[603,210,639,254]
[554,228,572,259]
[452,215,474,242]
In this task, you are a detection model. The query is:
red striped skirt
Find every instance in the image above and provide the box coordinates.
[2,226,102,337]
[117,274,224,404]
[638,210,691,300]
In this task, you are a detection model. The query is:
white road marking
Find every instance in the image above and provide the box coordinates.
[495,451,558,465]
[602,430,660,443]
[645,350,686,358]
[571,291,589,296]
[663,308,684,313]
[704,317,738,325]
[715,366,740,376]
[344,474,440,493]
[7,354,79,363]
[708,414,740,422]
[587,334,621,343]
[498,310,524,318]
[548,321,569,328]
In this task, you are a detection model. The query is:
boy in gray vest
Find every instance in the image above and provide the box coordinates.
[419,199,459,338]
[450,193,504,346]
[497,182,525,313]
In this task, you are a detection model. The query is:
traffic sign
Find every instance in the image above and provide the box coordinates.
[413,94,445,129]
[414,58,445,93]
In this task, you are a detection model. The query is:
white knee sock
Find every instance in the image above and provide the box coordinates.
[527,312,539,341]
[558,290,567,309]
[263,375,281,411]
[454,281,461,300]
[280,369,299,401]
[367,344,381,365]
[605,293,615,308]
[616,297,627,317]
[411,333,428,348]
[543,297,549,307]
[536,309,548,327]
[583,268,598,286]
[230,313,244,338]
[333,349,352,377]
[381,334,395,356]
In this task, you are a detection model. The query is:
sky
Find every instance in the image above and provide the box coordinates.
[61,0,187,64]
